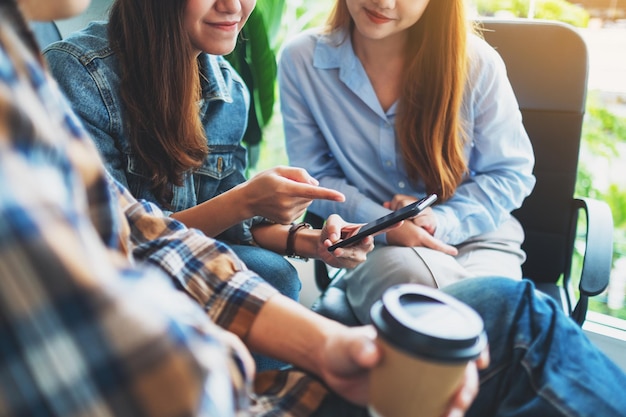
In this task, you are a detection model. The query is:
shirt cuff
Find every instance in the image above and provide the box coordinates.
[432,206,461,243]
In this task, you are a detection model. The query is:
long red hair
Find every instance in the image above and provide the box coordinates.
[325,0,471,201]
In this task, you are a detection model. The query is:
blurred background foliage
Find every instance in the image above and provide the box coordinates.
[474,0,590,26]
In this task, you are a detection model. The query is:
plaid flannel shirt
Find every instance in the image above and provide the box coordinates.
[0,17,327,417]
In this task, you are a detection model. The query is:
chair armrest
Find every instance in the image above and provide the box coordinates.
[574,197,614,296]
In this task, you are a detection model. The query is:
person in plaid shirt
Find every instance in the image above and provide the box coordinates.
[2,0,626,416]
[0,0,379,414]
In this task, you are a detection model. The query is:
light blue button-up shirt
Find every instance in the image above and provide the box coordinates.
[279,29,535,245]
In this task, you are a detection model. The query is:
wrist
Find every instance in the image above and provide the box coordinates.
[230,182,255,220]
[311,320,347,375]
[286,222,313,260]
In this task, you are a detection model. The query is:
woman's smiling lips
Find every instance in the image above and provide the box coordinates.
[364,8,393,24]
[207,20,239,31]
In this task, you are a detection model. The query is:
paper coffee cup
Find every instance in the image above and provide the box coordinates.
[368,284,487,417]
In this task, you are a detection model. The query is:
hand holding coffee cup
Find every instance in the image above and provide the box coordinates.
[368,284,487,417]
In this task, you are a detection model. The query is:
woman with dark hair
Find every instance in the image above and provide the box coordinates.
[43,0,355,313]
[279,0,536,323]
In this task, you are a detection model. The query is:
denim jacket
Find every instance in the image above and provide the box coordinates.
[44,21,258,244]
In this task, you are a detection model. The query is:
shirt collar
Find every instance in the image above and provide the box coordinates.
[313,29,395,118]
[198,53,233,103]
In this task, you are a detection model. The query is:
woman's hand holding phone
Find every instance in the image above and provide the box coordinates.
[317,215,375,269]
[383,203,458,256]
[327,194,438,252]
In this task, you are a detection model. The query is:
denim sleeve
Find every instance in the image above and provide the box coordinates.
[44,45,131,189]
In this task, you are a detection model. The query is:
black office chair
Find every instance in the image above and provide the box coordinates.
[306,18,614,327]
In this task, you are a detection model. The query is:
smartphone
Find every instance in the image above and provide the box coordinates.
[328,194,438,252]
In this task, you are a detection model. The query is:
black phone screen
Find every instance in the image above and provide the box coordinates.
[327,194,437,251]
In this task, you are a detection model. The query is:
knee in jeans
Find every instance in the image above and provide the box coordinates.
[443,276,532,313]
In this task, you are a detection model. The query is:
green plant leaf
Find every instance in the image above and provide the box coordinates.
[245,9,277,127]
[225,5,284,147]
[255,0,286,48]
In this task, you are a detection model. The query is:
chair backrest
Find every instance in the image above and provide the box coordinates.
[479,18,588,287]
[29,21,62,51]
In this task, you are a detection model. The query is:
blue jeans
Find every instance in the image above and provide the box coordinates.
[313,277,626,416]
[230,244,301,301]
[230,244,301,372]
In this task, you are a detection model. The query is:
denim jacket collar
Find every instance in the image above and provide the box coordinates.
[198,53,233,103]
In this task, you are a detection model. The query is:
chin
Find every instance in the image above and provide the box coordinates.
[23,0,89,21]
[204,41,238,56]
[54,0,91,20]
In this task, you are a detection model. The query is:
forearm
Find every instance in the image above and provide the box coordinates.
[245,293,344,375]
[171,185,252,237]
[251,223,320,259]
[432,173,532,244]
[113,180,277,337]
